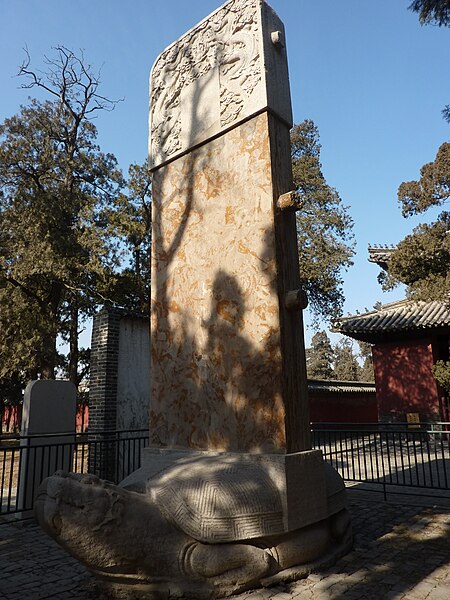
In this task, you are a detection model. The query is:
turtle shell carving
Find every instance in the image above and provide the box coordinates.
[149,457,285,542]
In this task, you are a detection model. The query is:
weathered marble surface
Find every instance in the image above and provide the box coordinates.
[34,2,353,597]
[35,458,352,599]
[151,113,288,452]
[149,0,292,168]
[124,448,332,535]
[116,318,151,432]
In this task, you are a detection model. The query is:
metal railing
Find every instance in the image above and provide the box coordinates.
[312,423,450,500]
[2,423,449,519]
[311,421,450,431]
[0,429,148,517]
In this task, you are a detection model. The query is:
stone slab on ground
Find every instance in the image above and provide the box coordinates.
[0,490,449,600]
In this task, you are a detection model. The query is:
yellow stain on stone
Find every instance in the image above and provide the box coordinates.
[225,206,235,225]
[150,113,286,453]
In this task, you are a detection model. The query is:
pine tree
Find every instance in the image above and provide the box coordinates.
[291,120,354,325]
[0,47,123,381]
[332,339,361,382]
[105,161,152,314]
[358,341,375,382]
[306,331,335,380]
[381,143,450,300]
[409,0,450,26]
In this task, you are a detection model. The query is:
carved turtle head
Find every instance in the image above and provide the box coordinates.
[34,471,172,582]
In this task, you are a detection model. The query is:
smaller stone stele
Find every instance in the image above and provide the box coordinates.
[19,380,76,514]
[35,451,352,599]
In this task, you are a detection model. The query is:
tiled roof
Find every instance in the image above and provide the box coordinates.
[368,245,395,269]
[334,299,450,339]
[308,379,376,393]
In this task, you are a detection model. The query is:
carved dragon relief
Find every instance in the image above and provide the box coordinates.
[150,0,262,163]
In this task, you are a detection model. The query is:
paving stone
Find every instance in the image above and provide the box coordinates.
[290,591,313,600]
[427,585,450,600]
[1,492,450,600]
[244,591,275,600]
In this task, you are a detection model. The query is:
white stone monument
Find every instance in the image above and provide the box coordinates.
[34,2,352,597]
[18,380,76,513]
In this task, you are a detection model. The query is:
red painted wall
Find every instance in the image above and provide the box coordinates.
[372,338,440,420]
[1,404,88,433]
[75,404,89,432]
[0,405,22,433]
[309,392,377,423]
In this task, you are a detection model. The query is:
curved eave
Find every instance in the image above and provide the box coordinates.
[334,299,450,344]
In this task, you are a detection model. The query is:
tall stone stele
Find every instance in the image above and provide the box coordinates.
[34,1,352,598]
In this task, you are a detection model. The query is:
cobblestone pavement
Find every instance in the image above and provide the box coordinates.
[0,490,449,600]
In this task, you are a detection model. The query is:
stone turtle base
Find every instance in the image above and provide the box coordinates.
[87,530,353,600]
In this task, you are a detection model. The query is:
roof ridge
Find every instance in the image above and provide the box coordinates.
[334,298,450,340]
[367,244,396,250]
[338,298,434,323]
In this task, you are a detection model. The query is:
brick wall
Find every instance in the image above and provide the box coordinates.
[89,308,122,432]
[308,390,377,423]
[88,307,150,480]
[88,308,122,479]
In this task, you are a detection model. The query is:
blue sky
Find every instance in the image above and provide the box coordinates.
[0,0,448,346]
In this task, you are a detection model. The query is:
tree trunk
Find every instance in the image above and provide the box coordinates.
[40,350,56,379]
[68,298,79,387]
[135,246,146,313]
[40,282,63,379]
[40,327,57,379]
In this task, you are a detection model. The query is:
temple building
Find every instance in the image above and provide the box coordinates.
[334,246,450,423]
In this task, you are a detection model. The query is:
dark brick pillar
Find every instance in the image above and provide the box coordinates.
[88,308,122,481]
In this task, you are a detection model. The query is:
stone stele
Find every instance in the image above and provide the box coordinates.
[35,1,352,598]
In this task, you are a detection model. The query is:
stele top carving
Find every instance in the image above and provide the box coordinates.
[149,0,292,169]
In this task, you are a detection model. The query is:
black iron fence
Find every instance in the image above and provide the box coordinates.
[0,429,148,517]
[1,423,449,519]
[312,422,450,500]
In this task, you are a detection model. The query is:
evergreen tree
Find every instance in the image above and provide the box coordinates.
[332,339,361,382]
[381,143,450,300]
[105,161,152,314]
[358,341,375,382]
[0,47,123,382]
[306,331,335,380]
[291,120,355,326]
[409,0,450,26]
[431,359,450,392]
